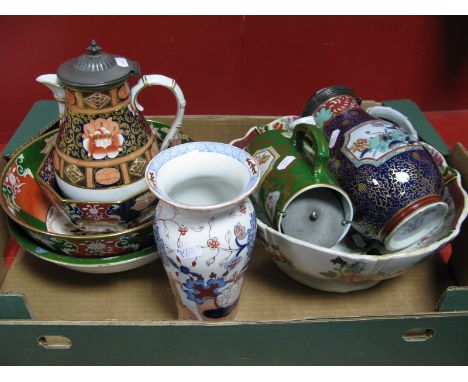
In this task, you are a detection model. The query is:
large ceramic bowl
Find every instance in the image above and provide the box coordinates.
[231,113,468,292]
[35,120,192,233]
[0,120,190,258]
[8,220,159,273]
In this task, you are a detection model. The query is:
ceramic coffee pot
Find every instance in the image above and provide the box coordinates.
[302,85,448,251]
[37,40,186,202]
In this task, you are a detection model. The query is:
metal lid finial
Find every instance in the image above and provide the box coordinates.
[86,40,102,55]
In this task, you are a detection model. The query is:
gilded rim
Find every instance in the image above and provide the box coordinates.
[0,128,153,240]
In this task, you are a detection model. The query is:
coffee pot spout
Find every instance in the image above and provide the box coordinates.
[36,74,65,121]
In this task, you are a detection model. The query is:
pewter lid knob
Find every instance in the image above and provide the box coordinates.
[86,40,102,55]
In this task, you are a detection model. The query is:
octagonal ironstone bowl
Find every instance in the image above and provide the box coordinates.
[231,113,468,292]
[35,120,192,233]
[0,120,190,258]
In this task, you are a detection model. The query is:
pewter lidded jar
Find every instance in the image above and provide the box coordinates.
[37,40,186,202]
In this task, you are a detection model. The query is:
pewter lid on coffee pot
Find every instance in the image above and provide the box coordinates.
[301,85,358,117]
[57,40,141,89]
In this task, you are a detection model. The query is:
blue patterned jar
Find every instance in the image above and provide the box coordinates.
[301,86,448,251]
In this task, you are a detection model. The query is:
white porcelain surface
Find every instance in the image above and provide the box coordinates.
[36,74,65,120]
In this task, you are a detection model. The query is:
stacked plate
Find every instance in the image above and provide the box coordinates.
[0,120,192,273]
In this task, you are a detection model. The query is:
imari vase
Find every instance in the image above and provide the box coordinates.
[302,85,447,251]
[37,40,186,203]
[146,142,260,321]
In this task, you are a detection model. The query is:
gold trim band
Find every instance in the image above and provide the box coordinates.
[68,98,131,116]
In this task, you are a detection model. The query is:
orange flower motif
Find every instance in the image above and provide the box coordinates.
[207,237,220,250]
[83,117,124,160]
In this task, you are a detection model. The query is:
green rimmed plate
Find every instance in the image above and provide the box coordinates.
[8,220,159,273]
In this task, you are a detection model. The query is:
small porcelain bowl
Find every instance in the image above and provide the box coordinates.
[35,120,192,233]
[0,128,158,258]
[231,114,468,292]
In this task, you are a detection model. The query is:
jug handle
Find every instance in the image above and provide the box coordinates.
[131,75,186,151]
[292,123,334,185]
[366,105,419,141]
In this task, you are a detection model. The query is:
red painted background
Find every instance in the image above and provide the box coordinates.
[1,15,468,143]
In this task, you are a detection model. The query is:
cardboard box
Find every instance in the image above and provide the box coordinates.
[0,107,467,365]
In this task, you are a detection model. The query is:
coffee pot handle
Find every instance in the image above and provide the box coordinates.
[131,75,186,151]
[292,123,333,184]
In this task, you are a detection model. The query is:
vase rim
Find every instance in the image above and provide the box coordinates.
[145,141,260,211]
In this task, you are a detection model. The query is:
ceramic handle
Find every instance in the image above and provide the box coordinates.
[131,74,186,151]
[292,123,332,184]
[366,106,419,141]
[36,74,66,121]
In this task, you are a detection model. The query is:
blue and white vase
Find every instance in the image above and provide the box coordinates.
[145,142,260,321]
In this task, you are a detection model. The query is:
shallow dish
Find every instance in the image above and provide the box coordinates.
[8,220,159,273]
[0,120,190,258]
[231,115,468,292]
